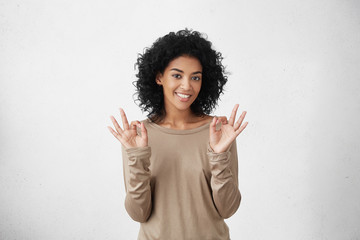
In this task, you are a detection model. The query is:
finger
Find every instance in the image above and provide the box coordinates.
[130,121,135,130]
[235,121,248,136]
[234,111,247,131]
[210,116,218,135]
[130,120,140,130]
[219,116,228,124]
[228,104,239,126]
[110,115,124,135]
[108,126,129,147]
[107,126,122,142]
[119,108,130,130]
[140,122,148,141]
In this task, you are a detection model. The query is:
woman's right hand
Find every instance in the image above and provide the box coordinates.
[107,108,148,149]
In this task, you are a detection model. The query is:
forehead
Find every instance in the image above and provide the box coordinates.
[166,56,202,72]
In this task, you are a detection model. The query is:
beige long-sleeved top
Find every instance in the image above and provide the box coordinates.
[121,118,241,240]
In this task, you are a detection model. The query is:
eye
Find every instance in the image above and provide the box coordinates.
[192,76,201,81]
[172,74,181,79]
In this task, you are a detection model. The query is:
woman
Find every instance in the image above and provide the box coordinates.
[108,29,248,240]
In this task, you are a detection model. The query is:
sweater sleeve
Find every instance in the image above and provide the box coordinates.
[121,144,152,223]
[207,139,241,219]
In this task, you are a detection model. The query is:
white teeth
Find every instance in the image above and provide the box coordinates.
[176,93,191,98]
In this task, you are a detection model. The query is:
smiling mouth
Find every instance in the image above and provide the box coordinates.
[175,92,192,102]
[175,92,191,98]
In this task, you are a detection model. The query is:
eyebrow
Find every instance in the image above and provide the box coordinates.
[170,68,202,75]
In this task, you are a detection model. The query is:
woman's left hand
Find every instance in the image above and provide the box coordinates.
[209,104,248,153]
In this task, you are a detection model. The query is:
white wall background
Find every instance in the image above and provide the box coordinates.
[1,0,359,239]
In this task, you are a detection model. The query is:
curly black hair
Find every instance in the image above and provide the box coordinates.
[132,28,228,123]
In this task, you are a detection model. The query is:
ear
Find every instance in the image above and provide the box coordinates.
[155,72,163,86]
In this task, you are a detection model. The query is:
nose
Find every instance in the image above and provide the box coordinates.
[180,77,191,90]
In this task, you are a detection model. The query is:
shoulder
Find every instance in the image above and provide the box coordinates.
[140,118,149,124]
[198,115,214,124]
[138,118,151,128]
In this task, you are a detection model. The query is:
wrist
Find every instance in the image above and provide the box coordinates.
[208,142,223,154]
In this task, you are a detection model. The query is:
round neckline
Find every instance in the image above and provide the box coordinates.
[146,118,213,135]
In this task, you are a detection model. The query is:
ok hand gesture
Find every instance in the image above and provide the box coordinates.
[107,108,148,149]
[209,104,248,153]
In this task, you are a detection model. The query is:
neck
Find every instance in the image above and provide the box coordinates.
[160,103,199,128]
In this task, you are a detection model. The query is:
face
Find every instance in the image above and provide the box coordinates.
[156,55,202,113]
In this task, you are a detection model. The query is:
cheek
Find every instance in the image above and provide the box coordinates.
[162,81,175,93]
[164,79,176,90]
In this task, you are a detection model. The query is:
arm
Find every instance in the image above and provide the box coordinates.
[207,105,247,218]
[107,108,151,222]
[121,144,152,222]
[207,138,241,219]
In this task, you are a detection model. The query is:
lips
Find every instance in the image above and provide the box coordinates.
[175,92,191,102]
[175,92,191,97]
